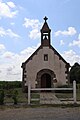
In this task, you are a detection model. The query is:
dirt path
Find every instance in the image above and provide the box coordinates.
[0,107,80,120]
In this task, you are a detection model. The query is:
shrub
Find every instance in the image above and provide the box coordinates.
[12,90,18,105]
[0,90,5,105]
[6,89,13,98]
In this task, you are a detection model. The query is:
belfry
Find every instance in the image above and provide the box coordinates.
[21,17,70,92]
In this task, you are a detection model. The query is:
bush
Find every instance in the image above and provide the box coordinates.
[6,89,13,98]
[12,90,18,105]
[0,81,22,90]
[0,90,5,105]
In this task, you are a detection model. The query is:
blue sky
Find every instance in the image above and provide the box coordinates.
[0,0,80,81]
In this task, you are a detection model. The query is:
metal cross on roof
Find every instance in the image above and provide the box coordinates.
[44,16,48,22]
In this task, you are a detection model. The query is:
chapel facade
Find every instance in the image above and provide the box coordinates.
[21,17,70,92]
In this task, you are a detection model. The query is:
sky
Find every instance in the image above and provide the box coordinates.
[0,0,80,81]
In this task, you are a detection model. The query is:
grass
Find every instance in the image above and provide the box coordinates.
[55,88,80,101]
[31,93,40,104]
[55,92,73,99]
[0,84,80,105]
[4,88,27,104]
[77,89,80,101]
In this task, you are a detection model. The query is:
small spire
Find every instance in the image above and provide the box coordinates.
[44,16,48,23]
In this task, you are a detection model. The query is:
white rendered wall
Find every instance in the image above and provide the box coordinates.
[25,47,67,88]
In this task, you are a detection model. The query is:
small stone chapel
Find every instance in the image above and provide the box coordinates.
[21,17,70,92]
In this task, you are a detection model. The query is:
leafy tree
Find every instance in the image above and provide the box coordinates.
[76,69,80,81]
[69,62,80,83]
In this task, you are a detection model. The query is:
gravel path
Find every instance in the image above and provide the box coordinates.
[0,107,80,120]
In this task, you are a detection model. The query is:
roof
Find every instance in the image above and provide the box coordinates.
[40,16,51,33]
[41,22,51,33]
[21,17,70,68]
[21,45,70,68]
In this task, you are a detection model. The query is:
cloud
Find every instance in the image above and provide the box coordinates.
[20,43,40,60]
[62,50,80,66]
[0,44,5,52]
[0,43,80,81]
[23,18,41,29]
[20,47,36,55]
[0,1,18,18]
[2,51,15,59]
[69,40,80,47]
[7,2,16,8]
[29,29,40,40]
[78,34,80,39]
[0,53,22,81]
[0,27,20,39]
[0,63,21,81]
[54,27,77,36]
[0,27,6,36]
[69,34,80,47]
[6,29,20,38]
[0,43,40,81]
[10,22,15,25]
[7,66,14,72]
[60,40,65,45]
[23,18,42,40]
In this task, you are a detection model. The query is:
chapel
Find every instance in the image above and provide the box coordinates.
[21,17,70,92]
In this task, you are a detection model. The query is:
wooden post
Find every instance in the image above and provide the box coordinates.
[28,81,31,105]
[73,80,76,103]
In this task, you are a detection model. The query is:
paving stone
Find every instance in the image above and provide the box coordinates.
[40,93,61,104]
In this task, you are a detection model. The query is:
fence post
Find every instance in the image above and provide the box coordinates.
[28,81,31,105]
[73,80,76,103]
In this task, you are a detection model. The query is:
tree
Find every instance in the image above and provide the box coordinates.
[69,62,80,83]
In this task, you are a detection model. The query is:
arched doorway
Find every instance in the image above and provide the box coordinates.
[41,73,51,88]
[36,69,56,88]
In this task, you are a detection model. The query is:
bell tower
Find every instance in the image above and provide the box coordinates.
[40,16,51,46]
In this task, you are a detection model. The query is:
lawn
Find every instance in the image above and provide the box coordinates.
[4,88,27,104]
[55,84,80,101]
[0,84,80,105]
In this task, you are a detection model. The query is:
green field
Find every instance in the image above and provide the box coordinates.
[0,83,80,105]
[4,87,80,104]
[4,88,27,104]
